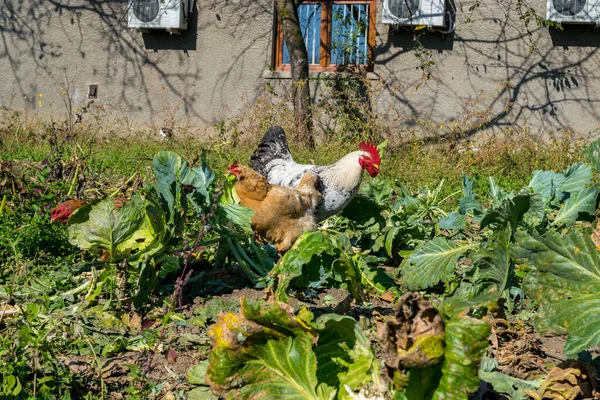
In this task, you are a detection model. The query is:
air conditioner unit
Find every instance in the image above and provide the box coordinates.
[547,0,600,23]
[128,0,190,33]
[382,0,446,27]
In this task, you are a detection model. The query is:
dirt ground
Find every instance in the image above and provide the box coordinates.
[56,284,580,399]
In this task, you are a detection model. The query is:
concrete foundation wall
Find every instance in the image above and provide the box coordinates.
[1,0,599,140]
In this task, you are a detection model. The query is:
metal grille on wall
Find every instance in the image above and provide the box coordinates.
[132,0,160,23]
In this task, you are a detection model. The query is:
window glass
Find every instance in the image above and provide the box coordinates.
[283,4,322,64]
[331,4,369,65]
[275,1,375,71]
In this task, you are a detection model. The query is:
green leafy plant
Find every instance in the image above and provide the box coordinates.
[400,237,477,291]
[512,228,600,358]
[271,231,398,303]
[65,151,274,306]
[205,298,383,399]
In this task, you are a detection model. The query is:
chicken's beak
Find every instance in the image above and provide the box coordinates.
[369,164,380,178]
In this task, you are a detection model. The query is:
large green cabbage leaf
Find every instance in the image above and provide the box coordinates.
[206,299,380,399]
[469,226,514,300]
[554,186,598,226]
[480,191,543,232]
[561,162,593,196]
[312,314,383,399]
[68,196,158,262]
[400,237,477,290]
[272,231,397,302]
[512,229,600,357]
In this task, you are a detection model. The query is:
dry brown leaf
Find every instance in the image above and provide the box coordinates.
[591,224,600,249]
[526,360,597,400]
[166,348,178,364]
[378,293,445,372]
[0,302,18,322]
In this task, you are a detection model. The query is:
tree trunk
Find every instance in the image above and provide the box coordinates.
[276,0,314,148]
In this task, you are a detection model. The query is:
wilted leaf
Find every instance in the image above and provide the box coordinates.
[166,348,178,364]
[188,361,210,385]
[479,369,543,400]
[381,295,489,399]
[401,237,476,290]
[526,360,597,400]
[512,229,600,357]
[0,302,18,321]
[379,293,445,371]
[591,224,600,249]
[187,387,219,400]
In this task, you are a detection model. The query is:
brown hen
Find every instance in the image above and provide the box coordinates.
[230,164,322,252]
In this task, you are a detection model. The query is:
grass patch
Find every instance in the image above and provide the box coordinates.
[1,128,585,200]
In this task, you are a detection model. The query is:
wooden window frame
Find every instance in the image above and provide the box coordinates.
[273,0,377,73]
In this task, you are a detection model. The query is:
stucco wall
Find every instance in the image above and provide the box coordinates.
[1,0,600,139]
[0,0,273,132]
[372,0,600,140]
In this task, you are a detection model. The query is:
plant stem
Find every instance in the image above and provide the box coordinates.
[66,162,80,198]
[117,259,128,300]
[49,279,92,301]
[226,237,259,284]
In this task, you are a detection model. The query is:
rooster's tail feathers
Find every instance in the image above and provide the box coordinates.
[249,126,293,176]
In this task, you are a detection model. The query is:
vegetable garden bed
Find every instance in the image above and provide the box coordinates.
[1,134,599,399]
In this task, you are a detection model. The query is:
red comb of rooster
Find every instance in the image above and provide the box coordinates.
[229,163,239,170]
[358,142,380,165]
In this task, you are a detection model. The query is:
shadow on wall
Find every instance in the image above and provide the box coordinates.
[549,24,600,48]
[142,2,198,51]
[381,0,456,54]
[385,27,454,52]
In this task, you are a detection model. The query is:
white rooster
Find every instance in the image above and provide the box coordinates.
[249,126,381,222]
